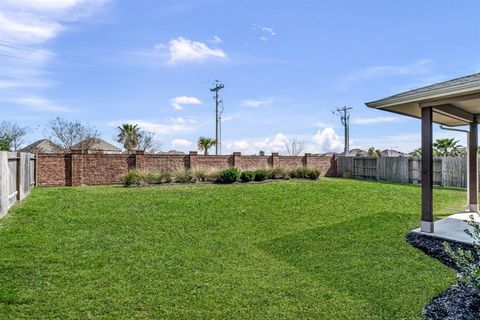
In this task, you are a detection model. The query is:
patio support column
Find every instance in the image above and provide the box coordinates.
[469,121,478,212]
[421,106,434,233]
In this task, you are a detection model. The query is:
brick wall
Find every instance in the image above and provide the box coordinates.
[36,150,338,186]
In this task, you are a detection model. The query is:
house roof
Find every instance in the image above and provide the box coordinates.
[72,138,121,151]
[365,73,480,126]
[20,139,63,153]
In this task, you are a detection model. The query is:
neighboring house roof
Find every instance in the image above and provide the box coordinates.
[342,149,367,157]
[158,150,186,155]
[20,139,64,153]
[380,149,406,157]
[365,73,480,126]
[72,138,121,152]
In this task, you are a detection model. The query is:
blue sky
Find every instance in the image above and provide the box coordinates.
[1,0,480,153]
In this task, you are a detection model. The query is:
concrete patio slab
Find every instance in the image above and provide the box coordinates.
[411,212,479,245]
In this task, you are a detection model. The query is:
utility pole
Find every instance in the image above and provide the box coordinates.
[334,106,353,154]
[210,80,224,155]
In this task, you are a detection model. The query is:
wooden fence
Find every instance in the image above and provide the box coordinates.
[338,156,468,188]
[0,152,36,218]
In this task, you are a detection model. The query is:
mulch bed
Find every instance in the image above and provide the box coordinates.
[406,231,479,320]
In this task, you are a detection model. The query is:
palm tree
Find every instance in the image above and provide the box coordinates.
[117,123,141,151]
[197,137,216,155]
[433,138,462,157]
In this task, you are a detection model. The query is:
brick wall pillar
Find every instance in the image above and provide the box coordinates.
[271,152,279,168]
[134,150,145,171]
[304,153,312,167]
[70,149,83,186]
[188,151,198,169]
[232,152,241,168]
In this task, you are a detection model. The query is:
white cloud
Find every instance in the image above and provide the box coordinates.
[171,138,193,150]
[345,59,434,82]
[164,37,226,64]
[109,119,196,138]
[0,0,108,111]
[211,35,222,44]
[261,27,276,36]
[169,117,197,124]
[242,97,273,108]
[351,116,401,125]
[7,96,71,112]
[170,96,202,110]
[0,12,62,44]
[226,133,288,154]
[312,127,343,152]
[253,24,276,41]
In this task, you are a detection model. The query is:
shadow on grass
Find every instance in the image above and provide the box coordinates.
[258,213,456,319]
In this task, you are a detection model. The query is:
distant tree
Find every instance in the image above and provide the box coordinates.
[47,117,99,149]
[367,147,381,157]
[197,137,216,155]
[259,150,265,156]
[138,130,162,153]
[0,135,11,151]
[410,148,422,157]
[284,138,305,156]
[0,121,29,150]
[434,138,463,157]
[117,124,141,151]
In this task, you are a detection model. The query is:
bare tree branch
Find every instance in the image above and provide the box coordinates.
[138,130,162,153]
[0,121,30,150]
[47,117,99,149]
[284,138,305,156]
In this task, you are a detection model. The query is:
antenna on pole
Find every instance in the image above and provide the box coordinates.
[333,106,353,154]
[210,80,225,155]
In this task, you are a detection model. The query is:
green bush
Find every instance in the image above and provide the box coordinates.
[254,169,268,181]
[444,213,480,292]
[218,168,240,184]
[306,168,321,180]
[124,170,141,186]
[174,169,193,183]
[269,167,289,179]
[240,171,255,182]
[289,167,322,180]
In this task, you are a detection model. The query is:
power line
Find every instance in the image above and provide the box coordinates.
[210,80,224,155]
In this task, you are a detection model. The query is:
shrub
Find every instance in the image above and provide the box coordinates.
[218,168,240,184]
[269,167,289,179]
[192,168,211,182]
[161,171,173,183]
[254,169,268,181]
[240,171,255,182]
[444,214,480,292]
[306,168,321,180]
[124,170,141,186]
[174,169,193,183]
[289,167,321,180]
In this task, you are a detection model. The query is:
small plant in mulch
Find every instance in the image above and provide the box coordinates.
[444,213,480,291]
[424,213,480,320]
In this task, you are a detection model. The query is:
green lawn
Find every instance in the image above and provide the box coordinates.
[0,179,466,319]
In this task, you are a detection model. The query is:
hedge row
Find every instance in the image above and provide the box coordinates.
[124,167,322,186]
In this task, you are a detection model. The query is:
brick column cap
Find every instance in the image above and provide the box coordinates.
[189,151,198,156]
[70,149,83,154]
[271,152,279,156]
[233,152,241,156]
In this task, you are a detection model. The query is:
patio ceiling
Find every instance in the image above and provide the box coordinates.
[365,73,480,126]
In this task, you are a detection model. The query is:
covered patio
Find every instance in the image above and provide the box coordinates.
[366,73,480,243]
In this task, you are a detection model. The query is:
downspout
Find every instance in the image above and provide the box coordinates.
[439,124,470,206]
